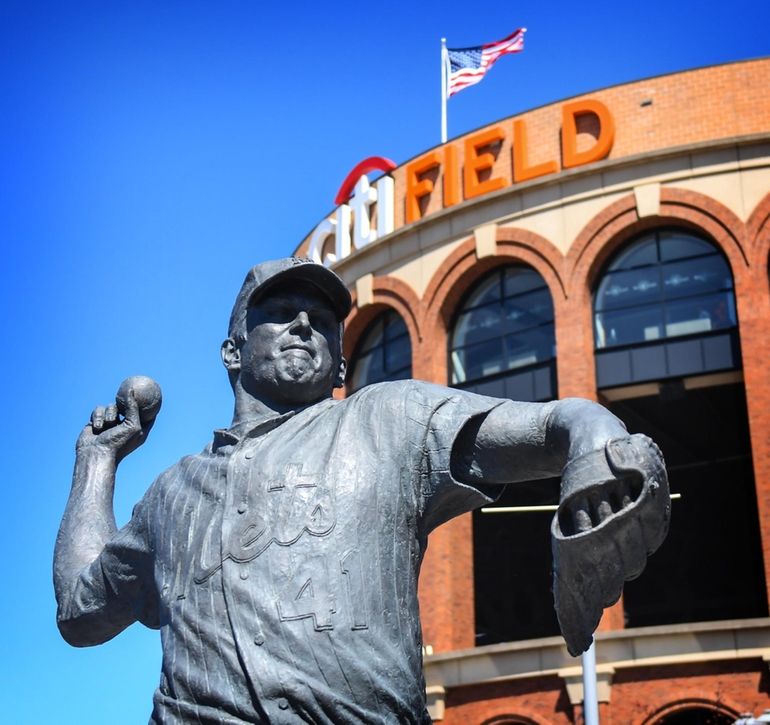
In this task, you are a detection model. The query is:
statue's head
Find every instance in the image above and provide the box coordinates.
[222,258,351,408]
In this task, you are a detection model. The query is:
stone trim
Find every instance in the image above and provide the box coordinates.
[424,619,770,719]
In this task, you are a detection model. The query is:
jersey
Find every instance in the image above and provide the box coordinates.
[58,381,505,723]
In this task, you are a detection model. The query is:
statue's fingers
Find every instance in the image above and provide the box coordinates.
[571,498,592,533]
[104,404,118,426]
[91,406,106,432]
[122,389,141,430]
[595,491,614,523]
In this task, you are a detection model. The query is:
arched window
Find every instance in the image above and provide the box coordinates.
[652,706,735,725]
[592,229,766,627]
[450,266,556,401]
[348,310,412,393]
[450,266,560,645]
[594,229,738,388]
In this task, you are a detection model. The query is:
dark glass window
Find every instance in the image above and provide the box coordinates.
[450,267,560,646]
[594,231,740,388]
[594,230,735,349]
[450,266,557,402]
[611,381,767,627]
[654,709,734,725]
[348,310,412,393]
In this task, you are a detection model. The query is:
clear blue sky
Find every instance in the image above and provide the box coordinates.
[1,1,767,721]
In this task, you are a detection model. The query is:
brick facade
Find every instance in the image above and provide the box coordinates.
[297,59,770,723]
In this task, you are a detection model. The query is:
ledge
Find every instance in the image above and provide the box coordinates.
[327,134,770,288]
[424,618,770,720]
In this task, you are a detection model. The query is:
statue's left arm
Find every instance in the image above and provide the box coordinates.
[451,397,670,656]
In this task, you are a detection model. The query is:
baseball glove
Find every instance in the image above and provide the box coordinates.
[551,434,670,656]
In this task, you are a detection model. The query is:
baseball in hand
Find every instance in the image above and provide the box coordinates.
[116,376,163,423]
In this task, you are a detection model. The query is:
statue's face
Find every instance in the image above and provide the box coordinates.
[237,281,344,406]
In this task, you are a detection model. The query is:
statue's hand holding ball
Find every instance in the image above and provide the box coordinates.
[116,376,163,423]
[77,376,162,462]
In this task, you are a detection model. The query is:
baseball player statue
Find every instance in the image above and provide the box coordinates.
[54,257,670,723]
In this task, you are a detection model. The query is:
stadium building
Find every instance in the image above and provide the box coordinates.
[295,58,770,723]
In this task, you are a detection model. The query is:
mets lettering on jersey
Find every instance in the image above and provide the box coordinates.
[59,381,503,723]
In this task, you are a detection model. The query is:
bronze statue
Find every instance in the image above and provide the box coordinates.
[54,257,669,723]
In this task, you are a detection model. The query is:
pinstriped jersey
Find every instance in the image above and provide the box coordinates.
[60,381,503,723]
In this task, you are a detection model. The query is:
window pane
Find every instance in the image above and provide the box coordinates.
[357,318,384,354]
[503,288,554,332]
[383,367,411,382]
[607,237,658,270]
[659,231,714,261]
[451,337,505,383]
[503,268,546,297]
[504,325,555,369]
[384,314,408,341]
[662,255,733,300]
[664,292,736,337]
[451,266,556,389]
[595,306,665,348]
[349,350,383,390]
[452,302,503,347]
[463,274,501,310]
[350,311,412,392]
[384,336,411,372]
[595,267,662,311]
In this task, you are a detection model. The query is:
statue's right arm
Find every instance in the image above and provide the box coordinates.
[54,390,154,646]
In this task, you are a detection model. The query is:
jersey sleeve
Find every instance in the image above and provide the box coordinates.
[403,382,507,534]
[57,493,160,646]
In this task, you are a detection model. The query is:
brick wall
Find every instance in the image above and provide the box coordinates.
[437,661,768,724]
[317,59,770,722]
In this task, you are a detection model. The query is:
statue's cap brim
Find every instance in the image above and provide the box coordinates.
[228,258,352,338]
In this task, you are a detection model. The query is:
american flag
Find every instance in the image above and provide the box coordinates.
[446,28,526,97]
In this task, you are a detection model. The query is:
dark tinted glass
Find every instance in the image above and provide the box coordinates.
[453,303,503,348]
[659,230,714,261]
[464,274,502,309]
[595,267,662,311]
[357,318,384,354]
[503,267,548,296]
[451,337,506,384]
[662,255,733,300]
[503,288,553,330]
[595,305,664,347]
[384,314,408,341]
[450,266,555,385]
[607,238,657,270]
[348,310,412,392]
[664,292,736,334]
[594,231,735,350]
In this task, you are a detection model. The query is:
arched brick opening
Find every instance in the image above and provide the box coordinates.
[481,714,542,725]
[421,230,566,386]
[747,191,770,287]
[642,698,741,725]
[562,189,751,399]
[564,189,765,627]
[418,230,564,653]
[342,276,422,397]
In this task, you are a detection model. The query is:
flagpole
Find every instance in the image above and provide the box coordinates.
[440,37,448,144]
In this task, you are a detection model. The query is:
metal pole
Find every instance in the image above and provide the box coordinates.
[440,38,448,143]
[582,638,600,725]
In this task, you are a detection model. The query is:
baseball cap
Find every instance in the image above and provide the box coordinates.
[228,257,352,339]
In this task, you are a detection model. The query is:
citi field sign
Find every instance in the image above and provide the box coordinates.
[307,98,615,267]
